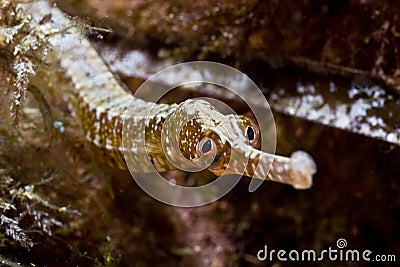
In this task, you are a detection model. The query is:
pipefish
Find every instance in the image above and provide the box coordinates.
[21,1,316,189]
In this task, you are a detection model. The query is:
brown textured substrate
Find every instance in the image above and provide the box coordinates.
[56,0,400,78]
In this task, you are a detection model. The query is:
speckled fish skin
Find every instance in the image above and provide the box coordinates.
[21,1,316,189]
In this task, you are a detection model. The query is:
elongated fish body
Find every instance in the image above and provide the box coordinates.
[20,1,316,189]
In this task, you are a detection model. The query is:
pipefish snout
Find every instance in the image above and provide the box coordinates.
[160,99,316,189]
[21,1,316,189]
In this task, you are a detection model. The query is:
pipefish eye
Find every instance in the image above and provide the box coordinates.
[245,124,259,147]
[196,137,217,158]
[246,126,255,141]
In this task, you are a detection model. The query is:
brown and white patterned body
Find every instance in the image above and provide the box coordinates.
[22,1,316,189]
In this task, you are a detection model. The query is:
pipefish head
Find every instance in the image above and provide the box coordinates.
[177,113,260,171]
[163,99,315,189]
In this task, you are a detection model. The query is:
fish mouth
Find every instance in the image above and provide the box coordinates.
[208,143,316,189]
